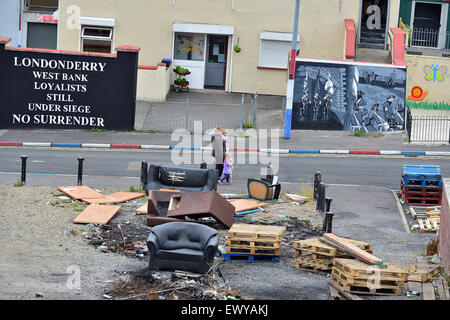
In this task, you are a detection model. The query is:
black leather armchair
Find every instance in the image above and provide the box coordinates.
[147,222,218,274]
[145,164,217,195]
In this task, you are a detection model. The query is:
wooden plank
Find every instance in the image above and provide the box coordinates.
[58,186,105,200]
[436,279,446,300]
[73,204,121,225]
[327,280,363,300]
[83,192,145,204]
[227,199,269,213]
[422,283,436,300]
[322,233,383,265]
[328,283,342,300]
[441,276,450,300]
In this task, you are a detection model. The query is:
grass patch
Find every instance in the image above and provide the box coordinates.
[91,127,107,132]
[242,120,256,129]
[353,130,364,137]
[14,179,23,187]
[407,101,450,110]
[300,185,314,201]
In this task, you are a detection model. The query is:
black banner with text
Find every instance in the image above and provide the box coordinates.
[0,43,138,130]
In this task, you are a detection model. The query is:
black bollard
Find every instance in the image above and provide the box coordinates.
[324,212,335,233]
[316,182,326,212]
[77,157,84,186]
[200,162,207,169]
[313,171,322,200]
[266,165,274,181]
[322,198,333,231]
[140,161,148,190]
[21,155,28,185]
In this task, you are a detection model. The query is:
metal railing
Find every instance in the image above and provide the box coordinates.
[410,28,450,51]
[135,93,258,133]
[406,108,450,143]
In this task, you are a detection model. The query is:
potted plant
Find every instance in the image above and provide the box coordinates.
[174,77,189,86]
[174,65,191,75]
[234,44,241,53]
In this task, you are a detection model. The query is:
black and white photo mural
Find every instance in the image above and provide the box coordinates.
[291,58,407,132]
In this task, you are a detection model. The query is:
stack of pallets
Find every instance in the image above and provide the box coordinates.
[401,165,442,206]
[331,258,409,296]
[218,224,286,262]
[407,206,441,234]
[293,237,372,273]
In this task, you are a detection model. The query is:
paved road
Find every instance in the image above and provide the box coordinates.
[1,147,449,189]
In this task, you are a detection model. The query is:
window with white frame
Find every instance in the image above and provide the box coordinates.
[259,32,299,69]
[81,26,113,53]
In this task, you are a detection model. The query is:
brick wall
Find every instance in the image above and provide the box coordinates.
[440,179,450,273]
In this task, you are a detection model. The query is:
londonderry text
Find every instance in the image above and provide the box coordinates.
[13,57,107,72]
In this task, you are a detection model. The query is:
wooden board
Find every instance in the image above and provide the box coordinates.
[82,192,145,204]
[58,186,105,200]
[322,233,383,265]
[294,238,372,257]
[136,203,147,215]
[73,204,121,225]
[422,283,436,300]
[227,199,269,213]
[225,239,281,250]
[332,267,406,289]
[407,281,423,293]
[328,280,363,300]
[227,223,286,241]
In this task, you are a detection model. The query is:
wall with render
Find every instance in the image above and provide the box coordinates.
[405,54,450,109]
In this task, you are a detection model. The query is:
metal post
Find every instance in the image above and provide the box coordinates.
[140,161,148,190]
[77,157,84,186]
[21,155,27,185]
[240,94,244,129]
[323,198,333,232]
[185,98,189,130]
[252,92,258,124]
[316,182,326,212]
[314,171,322,200]
[324,212,335,233]
[291,0,300,52]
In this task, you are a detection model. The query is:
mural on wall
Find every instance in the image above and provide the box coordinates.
[291,59,407,132]
[424,64,447,82]
[408,86,428,101]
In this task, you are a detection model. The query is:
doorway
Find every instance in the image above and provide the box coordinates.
[411,2,443,48]
[204,35,228,89]
[359,0,389,49]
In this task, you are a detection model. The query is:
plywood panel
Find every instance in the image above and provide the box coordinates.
[58,186,105,200]
[73,204,121,225]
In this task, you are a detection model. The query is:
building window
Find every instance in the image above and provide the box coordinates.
[81,26,113,53]
[173,33,205,61]
[258,32,299,69]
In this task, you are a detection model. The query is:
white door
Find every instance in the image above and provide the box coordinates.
[172,32,206,90]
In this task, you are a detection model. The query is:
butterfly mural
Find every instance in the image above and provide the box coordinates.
[424,64,447,82]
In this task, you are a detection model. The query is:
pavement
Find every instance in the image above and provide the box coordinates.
[1,128,450,157]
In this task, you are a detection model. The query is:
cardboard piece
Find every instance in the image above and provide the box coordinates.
[58,186,105,200]
[73,204,121,224]
[227,199,269,213]
[82,192,145,204]
[167,191,235,228]
[136,203,147,215]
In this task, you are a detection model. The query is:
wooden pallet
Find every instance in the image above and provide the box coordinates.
[293,238,372,257]
[418,218,440,233]
[217,245,280,262]
[294,255,333,272]
[333,258,408,281]
[332,267,405,289]
[331,275,403,296]
[225,238,281,250]
[400,265,442,283]
[227,224,286,242]
[225,246,280,256]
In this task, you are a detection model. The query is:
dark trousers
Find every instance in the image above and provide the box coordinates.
[220,174,231,183]
[215,164,224,179]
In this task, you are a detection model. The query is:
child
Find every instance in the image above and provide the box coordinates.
[219,153,233,184]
